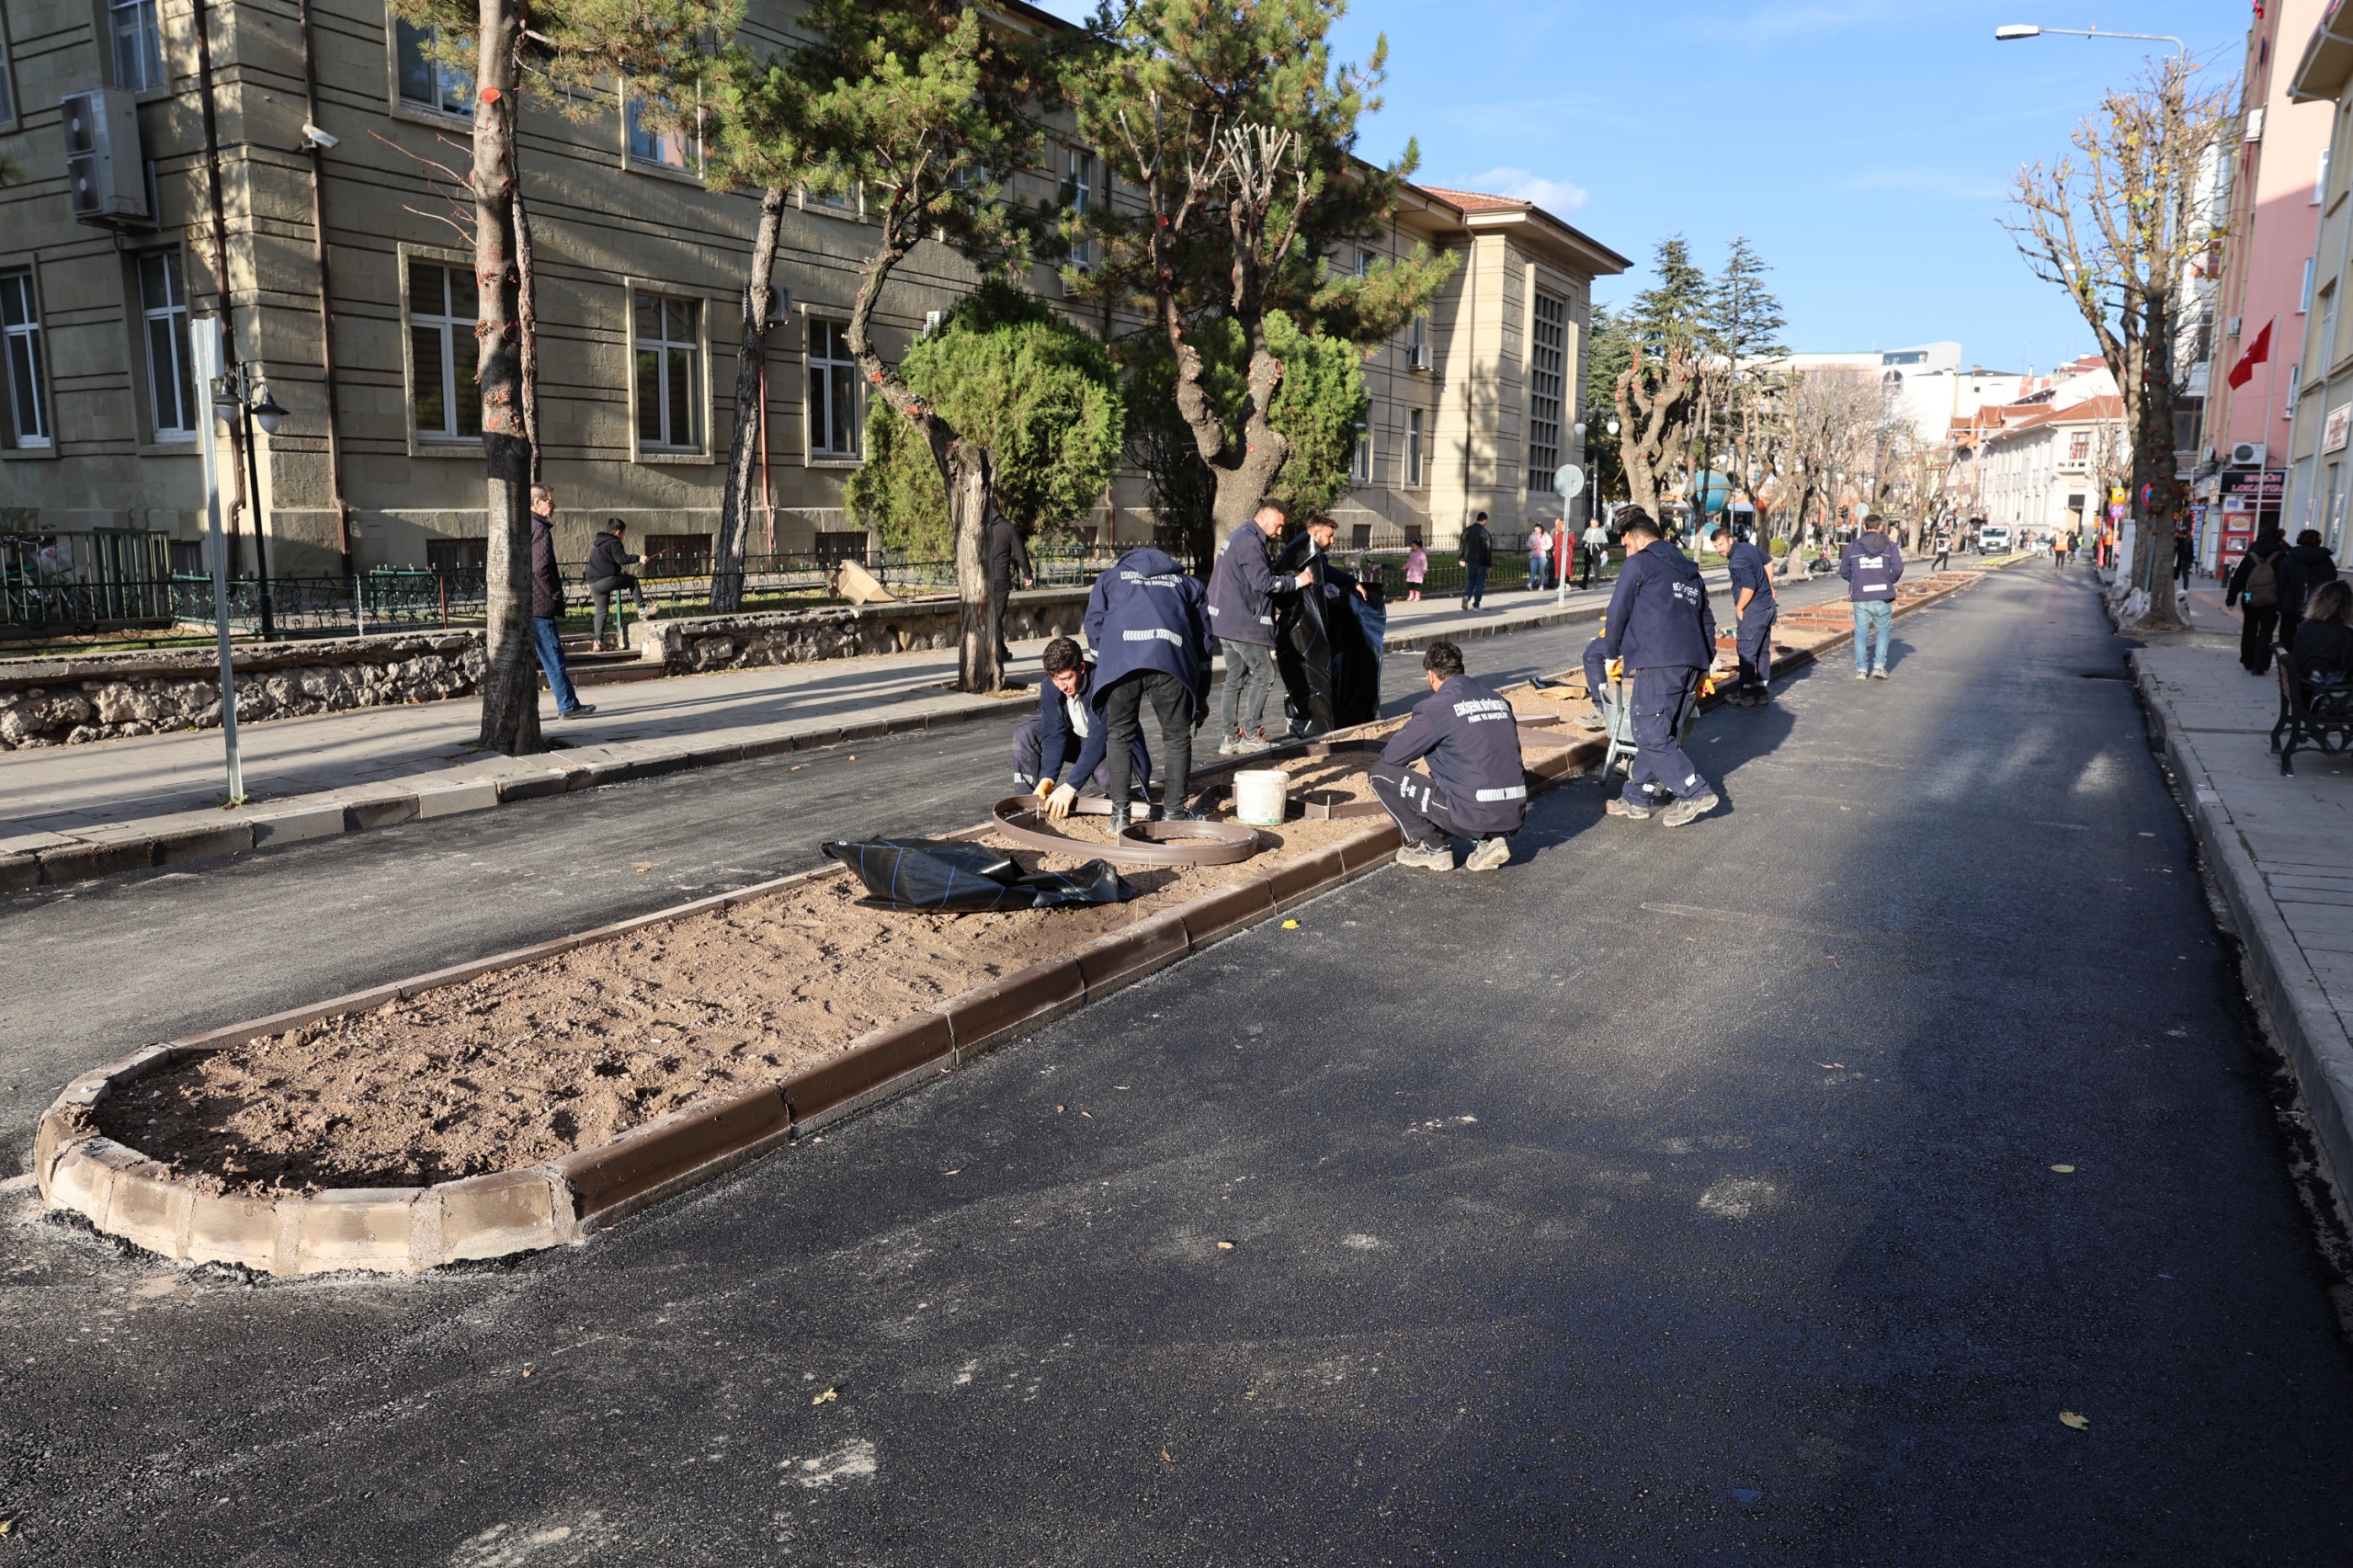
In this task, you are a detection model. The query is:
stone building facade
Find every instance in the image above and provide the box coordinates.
[0,0,1626,583]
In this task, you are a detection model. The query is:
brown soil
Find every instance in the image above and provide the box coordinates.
[97,747,1509,1197]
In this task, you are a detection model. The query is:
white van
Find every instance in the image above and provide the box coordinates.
[1976,524,2012,554]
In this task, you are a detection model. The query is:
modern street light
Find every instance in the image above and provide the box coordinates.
[1995,22,2188,57]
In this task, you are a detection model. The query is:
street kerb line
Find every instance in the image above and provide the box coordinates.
[30,566,1983,1274]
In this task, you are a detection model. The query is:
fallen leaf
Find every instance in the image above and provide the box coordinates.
[2051,1165,2076,1174]
[0,1513,16,1535]
[790,764,805,770]
[631,862,655,873]
[847,755,858,761]
[2059,1411,2089,1430]
[1216,1240,1234,1250]
[1818,1062,1843,1070]
[813,1387,837,1405]
[1161,1447,1174,1461]
[1055,1105,1065,1114]
[520,1368,533,1378]
[1079,1109,1093,1118]
[1114,1085,1131,1090]
[1281,919,1300,929]
[942,1167,963,1176]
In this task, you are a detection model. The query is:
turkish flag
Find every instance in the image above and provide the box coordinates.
[2228,318,2272,390]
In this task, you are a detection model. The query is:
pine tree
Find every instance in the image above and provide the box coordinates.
[1711,237,1788,514]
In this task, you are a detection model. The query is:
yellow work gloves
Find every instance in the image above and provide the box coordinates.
[1043,782,1079,821]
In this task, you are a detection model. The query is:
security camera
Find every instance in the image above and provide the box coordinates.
[301,122,339,150]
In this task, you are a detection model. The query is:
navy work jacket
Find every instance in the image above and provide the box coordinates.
[1840,532,1904,600]
[1380,674,1529,835]
[1602,539,1716,671]
[1726,540,1776,619]
[1205,521,1293,648]
[1084,547,1215,716]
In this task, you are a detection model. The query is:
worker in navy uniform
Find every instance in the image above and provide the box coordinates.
[1206,496,1313,755]
[1369,639,1528,873]
[1074,544,1215,831]
[1709,520,1777,707]
[1016,636,1153,800]
[1601,507,1722,827]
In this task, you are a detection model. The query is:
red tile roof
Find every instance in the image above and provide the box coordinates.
[1421,187,1534,214]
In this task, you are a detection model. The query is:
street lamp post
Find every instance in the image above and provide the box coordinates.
[1994,23,2188,58]
[211,368,289,641]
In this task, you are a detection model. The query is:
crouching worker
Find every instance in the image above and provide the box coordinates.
[1369,640,1528,873]
[1014,636,1153,801]
[1084,543,1216,831]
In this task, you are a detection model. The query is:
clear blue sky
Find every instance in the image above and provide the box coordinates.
[1032,0,2245,375]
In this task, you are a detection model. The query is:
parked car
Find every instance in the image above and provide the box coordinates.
[1976,525,2012,554]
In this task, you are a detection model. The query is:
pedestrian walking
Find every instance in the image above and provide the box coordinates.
[1841,512,1904,680]
[2052,526,2075,569]
[2226,528,2290,676]
[1371,639,1528,873]
[2279,528,2341,649]
[1527,524,1551,591]
[585,518,656,651]
[1600,507,1721,828]
[527,484,594,719]
[1083,542,1215,831]
[1404,540,1428,602]
[983,499,1034,676]
[1460,512,1494,610]
[1206,497,1313,756]
[1709,521,1776,707]
[1931,519,1952,573]
[2174,531,2195,590]
[1580,517,1608,588]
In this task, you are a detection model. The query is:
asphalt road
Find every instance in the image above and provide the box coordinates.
[7,558,2349,1562]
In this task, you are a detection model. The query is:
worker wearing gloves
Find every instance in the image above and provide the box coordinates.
[1206,497,1313,755]
[1710,520,1777,706]
[1368,640,1529,873]
[1078,544,1216,831]
[1019,636,1153,805]
[1601,506,1722,828]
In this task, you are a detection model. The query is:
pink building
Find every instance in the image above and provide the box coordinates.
[2200,0,2336,565]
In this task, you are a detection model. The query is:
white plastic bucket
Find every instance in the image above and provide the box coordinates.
[1232,768,1290,826]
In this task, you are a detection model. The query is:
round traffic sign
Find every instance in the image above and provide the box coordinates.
[1554,463,1586,499]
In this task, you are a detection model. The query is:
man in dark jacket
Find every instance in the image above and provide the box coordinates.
[2279,528,2341,648]
[983,501,1033,675]
[528,485,593,719]
[1601,507,1719,827]
[1840,514,1904,679]
[585,518,657,650]
[1206,497,1313,755]
[1370,640,1528,872]
[1710,520,1776,706]
[1078,546,1215,830]
[1020,636,1153,804]
[1460,512,1495,610]
[2226,529,2290,675]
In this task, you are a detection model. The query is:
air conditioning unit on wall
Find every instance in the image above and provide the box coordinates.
[2230,440,2268,467]
[62,87,150,227]
[1407,343,1432,371]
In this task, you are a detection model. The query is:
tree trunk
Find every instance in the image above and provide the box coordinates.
[2134,292,2184,627]
[514,178,542,487]
[472,0,540,756]
[949,442,1000,694]
[712,187,787,615]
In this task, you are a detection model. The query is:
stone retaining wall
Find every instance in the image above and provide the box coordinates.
[634,587,1091,674]
[0,631,486,749]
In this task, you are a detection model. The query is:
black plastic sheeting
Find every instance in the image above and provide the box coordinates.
[822,838,1137,912]
[1272,536,1387,735]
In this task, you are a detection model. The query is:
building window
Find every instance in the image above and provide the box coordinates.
[644,532,712,570]
[633,292,701,450]
[627,93,697,173]
[1405,408,1424,487]
[1407,313,1429,369]
[1066,148,1095,268]
[2301,257,2315,313]
[0,30,17,123]
[408,260,482,441]
[2324,284,2340,368]
[111,0,165,91]
[1529,290,1564,490]
[137,250,196,441]
[807,318,861,459]
[2316,149,2332,206]
[2066,431,2088,463]
[1350,421,1371,484]
[395,20,469,116]
[2,269,49,447]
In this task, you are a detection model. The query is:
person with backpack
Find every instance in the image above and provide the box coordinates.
[2279,528,2341,649]
[2227,529,2290,676]
[1460,512,1495,610]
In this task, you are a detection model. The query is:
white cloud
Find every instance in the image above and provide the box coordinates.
[1463,166,1590,215]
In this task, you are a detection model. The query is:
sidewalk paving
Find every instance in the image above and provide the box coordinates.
[0,585,1606,883]
[2132,585,2353,1204]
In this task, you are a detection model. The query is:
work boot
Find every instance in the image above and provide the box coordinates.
[1605,795,1651,820]
[1463,835,1511,872]
[1660,790,1720,828]
[1108,803,1131,835]
[1577,708,1608,733]
[1160,806,1202,824]
[1394,839,1454,871]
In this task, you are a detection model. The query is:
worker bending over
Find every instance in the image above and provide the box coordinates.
[1709,520,1777,706]
[1602,507,1722,828]
[1080,543,1215,831]
[1369,640,1528,873]
[1017,636,1153,803]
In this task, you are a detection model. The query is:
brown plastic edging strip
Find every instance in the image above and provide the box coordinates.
[989,796,1262,866]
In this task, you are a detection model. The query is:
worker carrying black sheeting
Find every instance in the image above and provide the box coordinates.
[1272,514,1384,735]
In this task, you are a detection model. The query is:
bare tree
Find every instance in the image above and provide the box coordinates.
[2006,55,2234,627]
[1612,345,1699,517]
[1779,368,1890,576]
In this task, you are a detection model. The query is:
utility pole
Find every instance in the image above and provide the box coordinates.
[192,314,244,803]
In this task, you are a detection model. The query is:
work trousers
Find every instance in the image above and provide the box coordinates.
[529,616,583,714]
[1852,599,1893,673]
[1735,609,1776,696]
[1103,670,1194,810]
[2241,605,2281,674]
[1219,638,1279,737]
[1463,563,1489,608]
[1368,761,1473,847]
[1580,548,1598,588]
[1624,665,1710,805]
[587,574,645,644]
[1582,636,1610,710]
[1010,718,1150,797]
